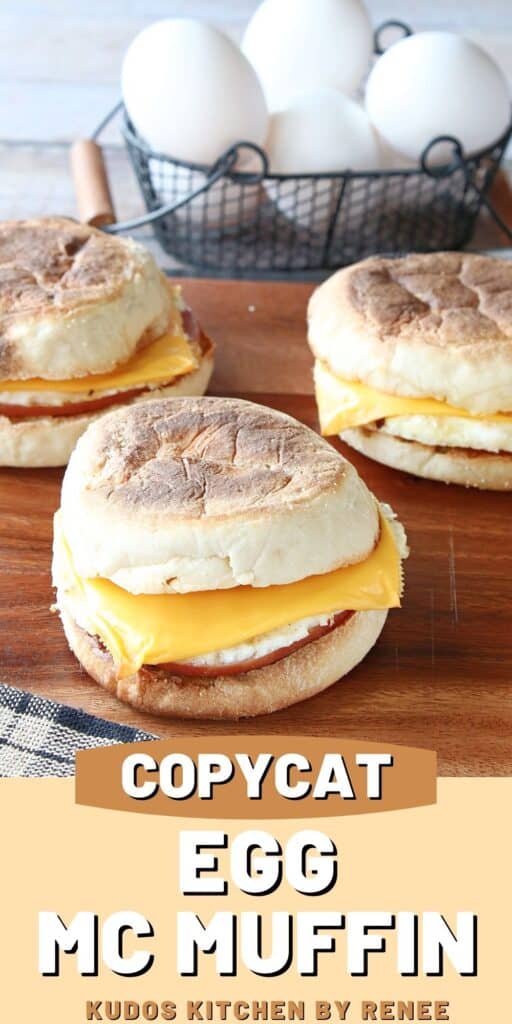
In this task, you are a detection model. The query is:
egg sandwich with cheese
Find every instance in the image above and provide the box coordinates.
[309,252,512,490]
[52,396,407,719]
[0,217,213,466]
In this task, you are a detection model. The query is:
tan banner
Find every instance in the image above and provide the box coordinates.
[75,737,436,818]
[0,778,510,1024]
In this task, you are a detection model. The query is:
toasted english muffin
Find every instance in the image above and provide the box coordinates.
[308,252,512,489]
[0,218,213,466]
[53,397,407,719]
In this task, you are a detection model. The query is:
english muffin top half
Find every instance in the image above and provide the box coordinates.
[0,217,172,380]
[60,396,384,594]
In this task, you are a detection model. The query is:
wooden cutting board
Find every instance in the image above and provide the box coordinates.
[1,278,511,776]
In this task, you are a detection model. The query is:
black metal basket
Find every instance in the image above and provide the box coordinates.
[97,21,512,278]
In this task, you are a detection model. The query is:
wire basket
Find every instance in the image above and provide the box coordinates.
[95,21,512,278]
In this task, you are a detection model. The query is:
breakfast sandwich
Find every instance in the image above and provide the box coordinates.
[52,396,407,719]
[0,217,213,466]
[308,252,512,490]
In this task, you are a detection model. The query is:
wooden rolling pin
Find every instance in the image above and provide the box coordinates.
[70,139,116,227]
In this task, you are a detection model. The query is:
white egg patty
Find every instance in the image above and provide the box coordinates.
[374,414,512,453]
[178,611,340,668]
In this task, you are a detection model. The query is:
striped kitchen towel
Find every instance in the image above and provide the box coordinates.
[0,684,155,778]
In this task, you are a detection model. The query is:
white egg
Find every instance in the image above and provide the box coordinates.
[264,89,380,230]
[366,32,511,163]
[122,18,268,165]
[266,89,380,174]
[242,0,373,111]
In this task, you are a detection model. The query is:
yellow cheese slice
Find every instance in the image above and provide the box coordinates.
[314,360,512,436]
[0,330,198,395]
[54,511,402,678]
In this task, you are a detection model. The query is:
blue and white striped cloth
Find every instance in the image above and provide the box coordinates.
[0,684,155,777]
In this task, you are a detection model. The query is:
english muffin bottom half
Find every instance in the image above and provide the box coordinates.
[308,252,512,490]
[0,217,214,467]
[52,396,407,720]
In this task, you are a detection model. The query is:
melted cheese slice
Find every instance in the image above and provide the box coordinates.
[54,512,402,678]
[314,360,512,435]
[0,330,198,395]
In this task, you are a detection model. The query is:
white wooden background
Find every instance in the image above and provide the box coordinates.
[1,0,512,267]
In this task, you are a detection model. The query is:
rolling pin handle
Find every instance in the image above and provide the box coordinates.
[70,139,116,228]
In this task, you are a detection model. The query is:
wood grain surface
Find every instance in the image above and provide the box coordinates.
[1,278,511,776]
